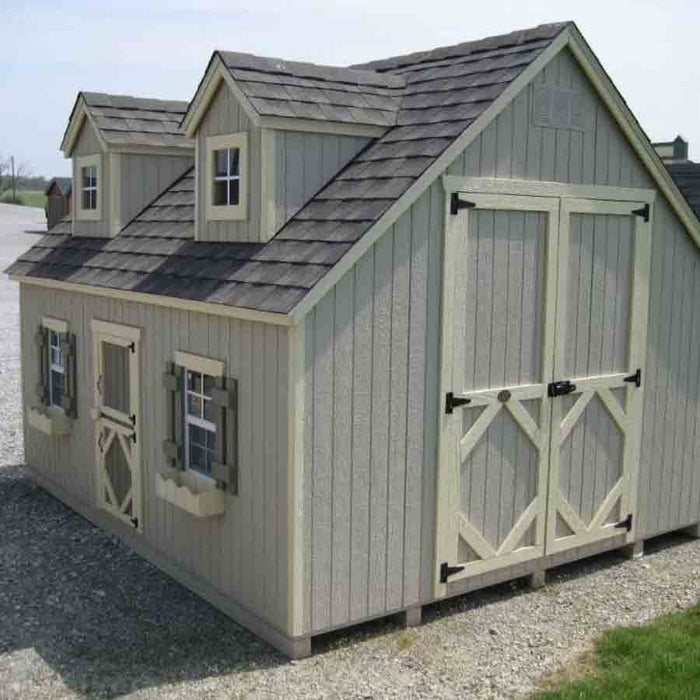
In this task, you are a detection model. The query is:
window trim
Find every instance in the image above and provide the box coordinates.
[205,132,248,221]
[42,317,69,413]
[75,154,102,221]
[176,351,225,479]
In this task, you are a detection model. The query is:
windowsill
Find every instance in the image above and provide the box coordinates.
[207,204,247,221]
[27,405,74,436]
[155,469,225,518]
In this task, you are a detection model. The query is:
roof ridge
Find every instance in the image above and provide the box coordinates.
[349,21,572,72]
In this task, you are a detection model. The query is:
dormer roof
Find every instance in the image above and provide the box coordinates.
[61,92,194,155]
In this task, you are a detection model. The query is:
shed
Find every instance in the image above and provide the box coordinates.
[44,177,72,229]
[7,21,700,659]
[653,136,700,218]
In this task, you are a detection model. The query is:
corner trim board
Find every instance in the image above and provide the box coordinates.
[13,276,293,327]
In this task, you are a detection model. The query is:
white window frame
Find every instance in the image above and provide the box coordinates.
[206,132,248,221]
[75,154,102,221]
[42,316,68,413]
[176,351,225,479]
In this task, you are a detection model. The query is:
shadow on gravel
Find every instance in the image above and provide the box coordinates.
[0,466,285,699]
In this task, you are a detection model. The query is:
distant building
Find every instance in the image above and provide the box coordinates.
[44,177,72,229]
[653,136,700,218]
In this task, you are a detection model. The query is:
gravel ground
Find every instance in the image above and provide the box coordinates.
[2,205,700,699]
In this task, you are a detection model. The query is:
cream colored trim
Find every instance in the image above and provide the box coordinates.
[288,31,571,323]
[565,26,700,248]
[259,116,386,138]
[174,350,224,377]
[286,322,305,635]
[442,176,657,204]
[110,153,121,237]
[92,319,141,342]
[62,99,110,156]
[194,138,200,240]
[184,58,260,137]
[206,132,248,221]
[260,128,276,242]
[75,154,103,221]
[14,275,293,326]
[42,316,68,334]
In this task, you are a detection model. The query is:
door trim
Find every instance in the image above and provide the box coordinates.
[434,192,560,596]
[443,175,657,206]
[92,319,142,532]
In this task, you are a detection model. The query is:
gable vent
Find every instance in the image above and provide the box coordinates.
[533,85,587,131]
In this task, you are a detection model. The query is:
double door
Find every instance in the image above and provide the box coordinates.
[436,185,652,590]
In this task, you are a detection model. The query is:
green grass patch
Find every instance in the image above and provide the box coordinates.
[1,189,47,208]
[531,603,700,700]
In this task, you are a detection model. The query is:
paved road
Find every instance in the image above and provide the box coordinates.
[0,204,45,468]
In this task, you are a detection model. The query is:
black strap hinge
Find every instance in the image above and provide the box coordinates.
[131,517,139,529]
[615,513,633,532]
[624,368,641,388]
[548,380,576,397]
[440,561,465,583]
[128,341,136,354]
[631,203,650,222]
[445,392,471,414]
[450,193,476,216]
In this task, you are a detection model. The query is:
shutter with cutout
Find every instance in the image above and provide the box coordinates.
[35,326,49,406]
[60,332,78,417]
[163,362,184,469]
[211,377,238,494]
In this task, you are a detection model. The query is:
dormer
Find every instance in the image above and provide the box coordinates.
[60,92,195,238]
[183,51,404,243]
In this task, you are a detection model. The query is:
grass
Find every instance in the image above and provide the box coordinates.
[395,630,416,651]
[1,189,46,208]
[531,602,700,700]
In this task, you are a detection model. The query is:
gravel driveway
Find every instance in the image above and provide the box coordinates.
[2,205,700,699]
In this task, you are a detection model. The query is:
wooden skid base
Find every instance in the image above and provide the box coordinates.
[25,466,312,660]
[401,605,422,627]
[526,570,546,589]
[622,541,644,560]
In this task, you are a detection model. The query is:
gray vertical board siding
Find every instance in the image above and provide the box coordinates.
[273,131,371,229]
[72,119,110,238]
[19,283,292,635]
[638,198,700,538]
[120,154,193,226]
[196,83,262,243]
[300,44,700,635]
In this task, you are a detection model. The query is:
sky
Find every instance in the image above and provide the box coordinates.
[1,0,699,178]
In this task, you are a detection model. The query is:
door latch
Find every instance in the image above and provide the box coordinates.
[445,392,471,414]
[548,380,576,397]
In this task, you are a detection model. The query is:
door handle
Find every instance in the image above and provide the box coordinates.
[548,380,576,397]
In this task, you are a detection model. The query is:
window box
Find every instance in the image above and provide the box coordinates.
[155,469,225,518]
[27,405,73,436]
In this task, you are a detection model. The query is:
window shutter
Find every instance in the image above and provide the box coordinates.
[163,362,184,469]
[210,377,238,494]
[60,332,78,417]
[34,326,49,406]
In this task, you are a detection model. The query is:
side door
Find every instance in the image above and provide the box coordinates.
[92,320,142,532]
[435,193,560,590]
[545,198,652,554]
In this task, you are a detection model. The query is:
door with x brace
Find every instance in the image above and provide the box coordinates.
[435,194,561,585]
[93,320,142,532]
[545,198,651,554]
[435,191,652,591]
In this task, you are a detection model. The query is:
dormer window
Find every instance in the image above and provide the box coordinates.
[75,154,102,221]
[206,133,248,221]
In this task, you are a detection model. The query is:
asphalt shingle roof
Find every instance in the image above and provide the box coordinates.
[667,162,700,220]
[9,22,569,315]
[76,92,194,150]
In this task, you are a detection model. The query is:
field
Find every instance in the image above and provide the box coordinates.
[0,189,46,209]
[532,603,700,700]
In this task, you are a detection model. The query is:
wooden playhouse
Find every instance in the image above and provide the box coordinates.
[7,22,700,657]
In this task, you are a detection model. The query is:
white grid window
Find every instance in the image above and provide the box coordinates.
[49,330,64,410]
[184,369,217,476]
[81,165,97,210]
[212,148,240,206]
